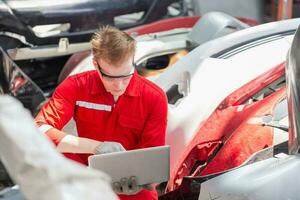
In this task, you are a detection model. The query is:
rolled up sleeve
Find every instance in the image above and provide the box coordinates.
[35,77,78,145]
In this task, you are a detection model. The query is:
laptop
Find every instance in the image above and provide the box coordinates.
[88,145,170,185]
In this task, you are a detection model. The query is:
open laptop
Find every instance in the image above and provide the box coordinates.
[88,145,170,185]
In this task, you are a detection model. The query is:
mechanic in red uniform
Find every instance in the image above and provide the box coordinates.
[34,25,168,200]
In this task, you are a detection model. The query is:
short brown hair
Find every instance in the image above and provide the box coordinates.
[91,25,136,65]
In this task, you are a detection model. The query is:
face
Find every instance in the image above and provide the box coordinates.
[93,57,134,97]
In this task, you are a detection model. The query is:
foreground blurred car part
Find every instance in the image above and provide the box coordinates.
[0,95,118,200]
[197,24,300,200]
[286,23,300,154]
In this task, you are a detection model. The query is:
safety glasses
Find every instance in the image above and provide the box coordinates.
[96,63,135,81]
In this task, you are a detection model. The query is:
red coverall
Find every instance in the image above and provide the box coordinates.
[35,70,168,200]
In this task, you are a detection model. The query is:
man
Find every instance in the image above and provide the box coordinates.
[35,25,168,200]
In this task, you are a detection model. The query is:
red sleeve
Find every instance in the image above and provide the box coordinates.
[136,91,168,148]
[34,76,78,145]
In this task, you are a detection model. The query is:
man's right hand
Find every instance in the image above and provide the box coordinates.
[94,142,125,154]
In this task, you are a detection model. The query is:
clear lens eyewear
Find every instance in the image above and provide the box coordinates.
[96,63,135,81]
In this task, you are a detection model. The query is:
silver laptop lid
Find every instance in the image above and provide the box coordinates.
[88,145,170,185]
